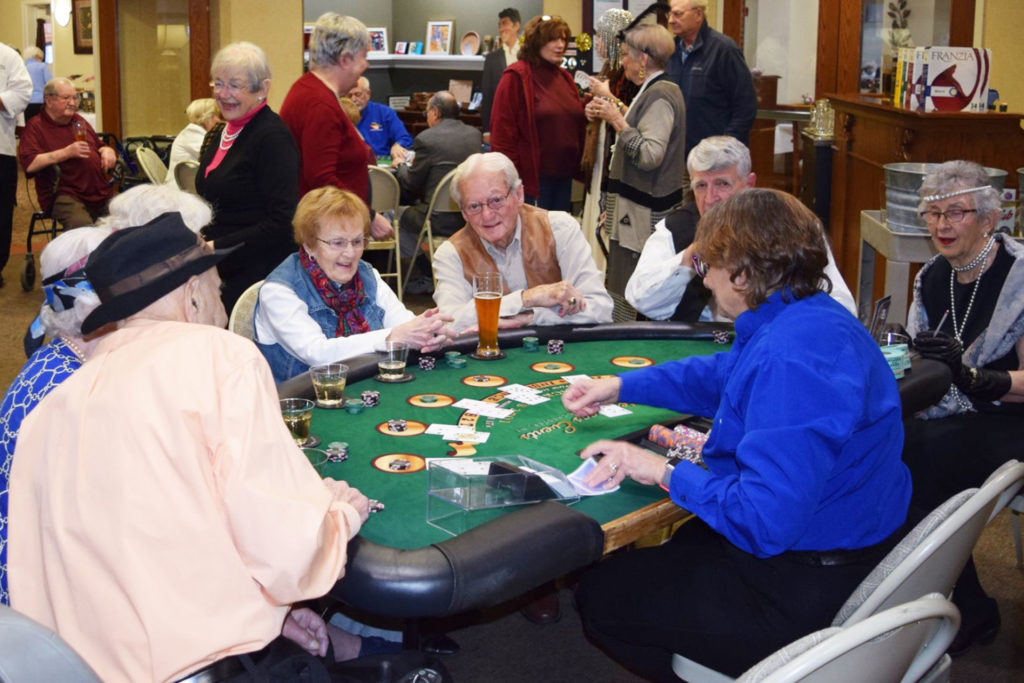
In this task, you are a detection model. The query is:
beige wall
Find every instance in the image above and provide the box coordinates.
[0,3,21,50]
[210,0,303,112]
[542,0,581,32]
[980,0,1024,115]
[50,8,95,82]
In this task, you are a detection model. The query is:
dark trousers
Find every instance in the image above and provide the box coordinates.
[527,175,573,212]
[903,411,1024,623]
[576,519,891,682]
[0,154,16,273]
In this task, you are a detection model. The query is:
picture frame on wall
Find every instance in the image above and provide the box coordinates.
[410,42,424,55]
[367,28,389,56]
[72,0,93,55]
[394,41,408,55]
[425,20,454,55]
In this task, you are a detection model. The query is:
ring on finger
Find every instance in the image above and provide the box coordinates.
[568,296,578,307]
[608,462,619,474]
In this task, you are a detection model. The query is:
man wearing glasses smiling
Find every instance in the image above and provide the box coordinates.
[432,152,612,331]
[625,136,855,321]
[20,77,117,230]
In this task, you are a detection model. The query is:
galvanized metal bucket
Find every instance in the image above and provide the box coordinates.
[883,162,1007,234]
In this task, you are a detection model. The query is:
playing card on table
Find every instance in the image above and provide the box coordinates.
[567,457,620,495]
[598,404,632,417]
[426,424,490,443]
[561,374,591,385]
[453,398,514,419]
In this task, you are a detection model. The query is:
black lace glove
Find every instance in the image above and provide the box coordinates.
[913,331,1011,402]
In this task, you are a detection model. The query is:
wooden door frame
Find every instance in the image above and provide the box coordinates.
[97,0,210,138]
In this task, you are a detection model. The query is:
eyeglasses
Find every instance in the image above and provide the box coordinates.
[692,254,709,279]
[462,187,514,215]
[919,208,978,224]
[316,236,365,251]
[210,80,248,95]
[52,94,78,102]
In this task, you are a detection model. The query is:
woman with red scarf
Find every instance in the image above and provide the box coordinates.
[253,187,454,384]
[490,15,586,211]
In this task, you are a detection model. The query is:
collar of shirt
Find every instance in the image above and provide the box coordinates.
[733,288,794,344]
[480,217,528,291]
[503,41,520,67]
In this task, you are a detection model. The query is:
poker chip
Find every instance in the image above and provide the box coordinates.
[420,395,438,403]
[448,357,468,369]
[444,351,461,360]
[522,336,539,352]
[345,399,365,414]
[418,356,436,371]
[387,419,407,433]
[547,339,564,355]
[325,441,349,462]
[361,390,380,407]
[388,458,412,471]
[712,330,732,345]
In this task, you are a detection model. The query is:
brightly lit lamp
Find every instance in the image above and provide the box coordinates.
[53,0,72,28]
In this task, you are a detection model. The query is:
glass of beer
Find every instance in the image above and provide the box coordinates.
[309,363,348,408]
[473,272,503,358]
[280,398,314,446]
[376,341,409,382]
[73,120,87,142]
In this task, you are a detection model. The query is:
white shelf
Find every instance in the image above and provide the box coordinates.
[368,54,485,71]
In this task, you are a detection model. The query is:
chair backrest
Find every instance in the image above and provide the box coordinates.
[136,147,168,184]
[738,594,959,683]
[426,167,461,217]
[0,604,102,682]
[174,161,199,194]
[833,459,1024,626]
[367,165,401,217]
[228,280,264,341]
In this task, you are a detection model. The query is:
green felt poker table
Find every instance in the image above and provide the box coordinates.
[277,321,950,619]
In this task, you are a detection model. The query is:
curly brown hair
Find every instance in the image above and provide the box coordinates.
[693,188,832,309]
[518,15,572,67]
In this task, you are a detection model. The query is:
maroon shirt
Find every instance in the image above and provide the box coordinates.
[19,110,114,211]
[532,60,585,178]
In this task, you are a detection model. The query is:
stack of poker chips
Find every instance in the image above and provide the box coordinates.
[547,339,564,355]
[345,399,365,414]
[648,424,708,452]
[445,351,467,368]
[388,419,407,432]
[325,441,349,462]
[418,356,437,371]
[522,336,539,352]
[881,344,911,379]
[361,390,380,407]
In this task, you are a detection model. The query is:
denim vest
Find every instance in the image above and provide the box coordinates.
[256,254,386,383]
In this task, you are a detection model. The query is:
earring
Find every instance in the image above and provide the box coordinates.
[639,63,646,80]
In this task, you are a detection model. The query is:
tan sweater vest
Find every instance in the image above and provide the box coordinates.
[448,204,563,293]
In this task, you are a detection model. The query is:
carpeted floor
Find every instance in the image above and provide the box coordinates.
[2,167,1022,681]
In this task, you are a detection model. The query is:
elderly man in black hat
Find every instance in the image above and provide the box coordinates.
[9,213,374,682]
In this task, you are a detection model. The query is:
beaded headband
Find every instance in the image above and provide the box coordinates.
[921,185,991,203]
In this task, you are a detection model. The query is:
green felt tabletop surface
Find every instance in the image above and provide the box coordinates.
[309,338,725,550]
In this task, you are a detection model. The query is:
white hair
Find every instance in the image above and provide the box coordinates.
[451,152,522,207]
[309,13,370,68]
[687,135,752,177]
[97,185,213,234]
[24,46,44,61]
[38,227,112,338]
[211,42,271,92]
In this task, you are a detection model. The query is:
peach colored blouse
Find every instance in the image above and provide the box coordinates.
[10,319,362,682]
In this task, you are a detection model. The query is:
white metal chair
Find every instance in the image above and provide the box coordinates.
[671,459,1024,682]
[0,604,101,681]
[366,165,403,298]
[228,279,263,341]
[735,594,959,683]
[401,167,460,299]
[174,160,199,194]
[135,146,168,184]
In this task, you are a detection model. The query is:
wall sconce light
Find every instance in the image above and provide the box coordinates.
[53,0,72,28]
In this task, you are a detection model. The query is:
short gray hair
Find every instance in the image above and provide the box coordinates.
[43,77,74,98]
[24,45,44,61]
[623,24,676,70]
[428,91,460,119]
[309,13,370,68]
[451,153,522,207]
[38,227,112,338]
[211,42,271,93]
[97,185,213,234]
[918,160,1001,216]
[687,135,751,177]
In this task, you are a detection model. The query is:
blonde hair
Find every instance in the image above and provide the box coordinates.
[293,187,370,247]
[185,98,219,127]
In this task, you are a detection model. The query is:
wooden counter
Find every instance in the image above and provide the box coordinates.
[828,94,1024,297]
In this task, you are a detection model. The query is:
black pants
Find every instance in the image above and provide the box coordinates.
[0,154,16,273]
[903,411,1024,622]
[576,519,893,682]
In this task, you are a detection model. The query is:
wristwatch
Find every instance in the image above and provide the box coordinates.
[660,455,684,491]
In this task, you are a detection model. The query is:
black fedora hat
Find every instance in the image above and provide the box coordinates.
[81,212,239,334]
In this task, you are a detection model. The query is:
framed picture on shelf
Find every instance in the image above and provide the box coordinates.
[72,0,93,54]
[394,41,408,55]
[410,42,424,55]
[425,20,454,55]
[367,28,389,56]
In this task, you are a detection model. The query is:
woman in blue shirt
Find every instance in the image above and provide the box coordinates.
[563,188,911,680]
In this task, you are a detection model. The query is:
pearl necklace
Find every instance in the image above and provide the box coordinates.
[948,235,994,343]
[219,125,243,151]
[60,335,86,362]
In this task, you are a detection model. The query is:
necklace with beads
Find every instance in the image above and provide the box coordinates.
[948,235,994,343]
[60,335,86,362]
[219,125,243,151]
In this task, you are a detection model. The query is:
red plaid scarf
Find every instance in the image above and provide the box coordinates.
[299,246,370,337]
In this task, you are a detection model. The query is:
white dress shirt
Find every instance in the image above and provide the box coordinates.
[253,266,415,366]
[0,44,32,156]
[433,211,613,330]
